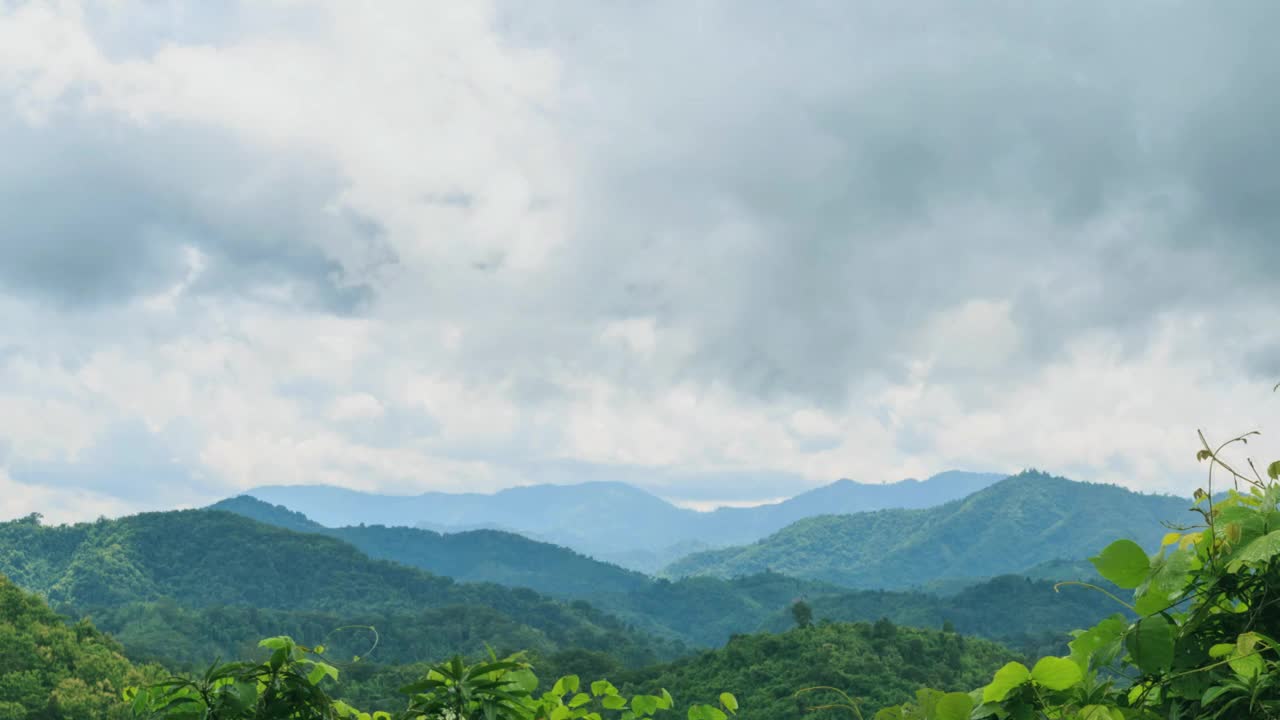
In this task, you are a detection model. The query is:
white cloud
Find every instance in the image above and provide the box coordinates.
[328,393,385,422]
[0,0,1278,520]
[0,468,135,524]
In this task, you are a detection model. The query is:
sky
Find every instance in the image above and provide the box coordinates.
[1,0,1278,522]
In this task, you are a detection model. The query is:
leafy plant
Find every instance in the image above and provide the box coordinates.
[874,416,1280,719]
[128,641,737,720]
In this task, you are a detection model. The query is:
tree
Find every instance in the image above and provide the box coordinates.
[790,600,813,630]
[129,637,739,720]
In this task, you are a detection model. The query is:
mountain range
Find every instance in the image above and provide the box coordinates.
[665,470,1193,588]
[0,511,676,669]
[209,473,1158,648]
[207,495,652,599]
[243,470,1007,570]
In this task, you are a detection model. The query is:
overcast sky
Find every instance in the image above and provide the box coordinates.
[1,0,1277,521]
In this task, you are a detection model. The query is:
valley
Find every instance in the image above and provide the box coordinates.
[0,469,1191,718]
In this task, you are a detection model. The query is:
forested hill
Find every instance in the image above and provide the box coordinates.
[242,471,1005,570]
[0,572,161,719]
[199,500,1121,652]
[666,471,1192,588]
[0,511,677,670]
[618,622,1018,719]
[208,496,651,599]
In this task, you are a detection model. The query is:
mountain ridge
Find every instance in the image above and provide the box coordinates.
[664,470,1193,588]
[242,470,1008,569]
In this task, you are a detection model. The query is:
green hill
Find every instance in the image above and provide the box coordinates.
[618,622,1017,719]
[241,471,1005,571]
[763,574,1124,658]
[0,511,676,670]
[208,497,1122,653]
[0,570,161,720]
[665,471,1192,588]
[208,496,652,599]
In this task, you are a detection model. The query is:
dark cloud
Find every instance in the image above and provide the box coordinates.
[2,1,1278,511]
[0,112,389,314]
[488,0,1280,403]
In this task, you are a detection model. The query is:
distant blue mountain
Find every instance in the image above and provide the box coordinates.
[243,471,1006,569]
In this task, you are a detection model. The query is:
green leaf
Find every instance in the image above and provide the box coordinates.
[688,706,727,720]
[1268,461,1280,481]
[258,636,292,650]
[553,676,581,696]
[934,692,973,720]
[1126,616,1176,675]
[915,688,942,717]
[550,706,572,720]
[569,693,591,708]
[591,680,618,697]
[508,669,539,694]
[1227,530,1280,571]
[1069,614,1129,671]
[982,662,1031,703]
[306,662,338,686]
[1135,547,1193,616]
[631,695,661,716]
[1090,540,1151,589]
[659,689,674,710]
[602,695,628,710]
[1030,657,1083,691]
[719,693,738,713]
[1078,706,1123,720]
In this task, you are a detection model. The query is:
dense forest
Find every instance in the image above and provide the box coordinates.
[0,512,678,671]
[0,575,162,720]
[5,467,1273,719]
[244,472,1005,571]
[208,496,653,599]
[667,470,1192,587]
[204,495,1121,652]
[620,622,1016,719]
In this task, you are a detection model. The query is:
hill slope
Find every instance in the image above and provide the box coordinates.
[201,500,1117,652]
[0,570,160,719]
[208,496,651,599]
[0,511,675,669]
[243,471,1005,569]
[666,471,1192,588]
[619,622,1017,719]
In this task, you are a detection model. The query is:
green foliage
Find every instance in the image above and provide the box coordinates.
[0,511,678,671]
[0,573,163,719]
[207,498,652,599]
[618,622,1015,718]
[587,572,839,647]
[790,601,813,630]
[131,642,728,720]
[666,471,1192,589]
[879,428,1280,719]
[759,573,1125,659]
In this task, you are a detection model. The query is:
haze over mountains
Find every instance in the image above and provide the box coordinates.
[0,466,1198,717]
[244,470,1007,570]
[204,469,1188,648]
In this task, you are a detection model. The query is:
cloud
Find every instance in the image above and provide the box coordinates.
[0,0,1277,516]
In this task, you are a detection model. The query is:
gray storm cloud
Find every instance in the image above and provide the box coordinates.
[0,0,1277,517]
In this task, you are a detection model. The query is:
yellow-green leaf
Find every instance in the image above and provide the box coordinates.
[1030,657,1083,691]
[934,692,972,720]
[982,662,1030,703]
[1090,540,1151,589]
